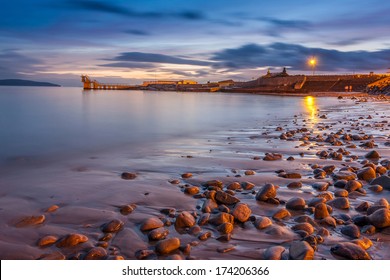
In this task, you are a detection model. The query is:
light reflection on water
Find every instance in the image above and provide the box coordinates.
[303,96,318,127]
[0,87,341,164]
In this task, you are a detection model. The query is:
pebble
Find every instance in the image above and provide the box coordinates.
[291,223,314,235]
[169,179,180,184]
[209,213,235,226]
[319,216,337,228]
[217,222,234,234]
[56,233,88,248]
[334,189,349,197]
[184,186,200,195]
[256,183,277,202]
[371,175,390,190]
[217,234,231,242]
[198,213,210,226]
[365,150,380,159]
[205,180,224,188]
[307,197,326,207]
[280,172,302,179]
[227,182,241,190]
[352,237,373,250]
[334,179,347,188]
[120,204,135,215]
[215,191,240,205]
[287,181,302,189]
[340,224,361,239]
[155,238,181,255]
[245,170,256,175]
[198,231,212,241]
[330,242,371,260]
[289,241,314,260]
[263,153,282,161]
[286,197,306,210]
[355,201,370,212]
[121,172,137,180]
[140,217,164,231]
[314,203,330,219]
[312,182,329,191]
[135,249,156,260]
[332,171,357,181]
[148,227,169,240]
[263,246,285,260]
[272,209,291,220]
[254,216,273,229]
[328,197,350,209]
[37,235,58,247]
[217,245,236,253]
[45,205,59,213]
[175,211,196,228]
[345,180,363,193]
[357,167,376,181]
[101,219,124,233]
[38,251,66,260]
[202,199,218,213]
[241,181,255,190]
[15,215,45,227]
[84,247,107,260]
[232,203,252,222]
[368,208,390,228]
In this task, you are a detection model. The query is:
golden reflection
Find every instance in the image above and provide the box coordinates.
[304,96,318,126]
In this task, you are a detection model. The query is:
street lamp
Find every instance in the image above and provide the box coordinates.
[309,57,317,75]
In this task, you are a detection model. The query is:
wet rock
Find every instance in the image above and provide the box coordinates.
[317,227,330,237]
[345,180,363,193]
[307,197,326,207]
[217,222,234,234]
[327,197,350,209]
[353,215,370,226]
[84,247,107,260]
[181,173,193,179]
[175,211,196,228]
[287,156,295,161]
[148,227,169,241]
[56,233,88,248]
[314,203,329,219]
[341,224,360,239]
[316,191,334,202]
[264,246,285,260]
[286,197,306,210]
[357,167,376,181]
[361,225,376,234]
[365,150,380,159]
[15,215,45,227]
[334,179,347,188]
[217,234,231,242]
[280,172,302,179]
[254,216,273,229]
[291,223,314,235]
[245,170,256,175]
[323,165,336,174]
[198,231,212,241]
[227,182,241,190]
[371,175,390,190]
[376,166,387,175]
[37,235,58,247]
[217,245,236,253]
[205,180,223,188]
[135,249,156,260]
[352,237,373,250]
[215,191,240,205]
[289,241,314,260]
[263,153,282,161]
[102,219,124,233]
[356,201,370,212]
[155,238,181,255]
[188,225,202,235]
[120,204,136,215]
[209,213,234,226]
[368,208,390,228]
[232,203,252,222]
[272,209,291,220]
[332,171,356,181]
[319,216,337,228]
[287,181,302,189]
[169,179,180,184]
[45,205,59,213]
[330,242,371,260]
[334,189,349,197]
[140,217,164,231]
[184,186,200,195]
[99,233,113,242]
[202,199,218,213]
[121,172,137,180]
[256,183,277,202]
[198,213,210,226]
[312,182,329,191]
[241,181,255,190]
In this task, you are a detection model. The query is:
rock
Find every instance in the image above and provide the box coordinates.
[217,234,231,242]
[38,251,66,260]
[205,180,223,188]
[319,216,337,228]
[256,183,277,202]
[184,186,199,195]
[198,231,212,241]
[365,150,380,159]
[169,179,180,184]
[84,247,107,260]
[245,170,256,175]
[323,165,336,174]
[37,235,58,247]
[286,197,306,210]
[198,213,210,226]
[357,167,376,181]
[232,203,252,222]
[121,172,137,180]
[101,219,124,233]
[181,173,193,179]
[312,182,329,191]
[307,197,326,207]
[340,224,360,239]
[289,241,314,260]
[217,245,236,253]
[175,211,196,228]
[56,233,88,247]
[148,227,169,240]
[254,216,273,229]
[356,201,370,212]
[330,242,371,260]
[227,182,241,190]
[368,208,390,228]
[314,203,329,219]
[334,179,347,188]
[291,223,314,235]
[215,191,240,205]
[334,189,349,197]
[368,184,383,192]
[272,209,291,220]
[217,222,234,234]
[202,199,218,213]
[345,180,363,193]
[316,191,334,202]
[263,153,282,161]
[120,204,135,215]
[155,238,181,255]
[328,197,350,209]
[241,181,255,190]
[287,181,302,189]
[264,246,285,260]
[209,213,234,226]
[135,249,156,260]
[140,217,164,231]
[45,205,59,213]
[280,172,302,179]
[371,175,390,190]
[352,215,370,226]
[332,171,357,181]
[15,215,45,227]
[352,237,373,250]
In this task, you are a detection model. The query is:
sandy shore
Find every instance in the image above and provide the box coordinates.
[0,95,389,260]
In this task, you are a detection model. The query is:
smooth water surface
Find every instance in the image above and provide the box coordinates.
[0,87,339,164]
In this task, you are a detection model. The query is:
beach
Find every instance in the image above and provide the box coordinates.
[0,91,389,260]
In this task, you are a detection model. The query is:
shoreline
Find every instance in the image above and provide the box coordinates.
[0,96,389,260]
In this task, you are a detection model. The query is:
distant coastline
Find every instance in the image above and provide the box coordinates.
[0,79,61,87]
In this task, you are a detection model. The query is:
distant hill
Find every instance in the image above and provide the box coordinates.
[0,79,61,87]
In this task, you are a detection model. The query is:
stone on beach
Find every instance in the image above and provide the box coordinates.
[289,241,314,260]
[244,170,256,175]
[340,224,361,239]
[314,203,329,219]
[120,204,136,215]
[357,167,376,181]
[327,197,350,209]
[184,186,200,195]
[101,219,124,233]
[56,233,88,248]
[231,203,252,222]
[217,222,234,234]
[121,172,137,180]
[332,171,357,181]
[37,235,58,247]
[287,181,302,189]
[181,173,193,179]
[15,215,45,227]
[215,191,240,205]
[291,223,314,235]
[263,246,285,260]
[371,175,390,190]
[148,227,169,241]
[344,180,363,193]
[368,208,390,228]
[155,238,181,255]
[330,242,371,260]
[312,182,329,191]
[286,197,306,210]
[210,213,235,226]
[272,208,291,220]
[255,183,277,202]
[263,153,282,161]
[254,216,273,229]
[279,172,302,179]
[175,211,196,228]
[365,150,380,159]
[45,205,59,213]
[84,247,107,260]
[140,217,164,231]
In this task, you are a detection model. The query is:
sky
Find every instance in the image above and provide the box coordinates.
[1,0,390,86]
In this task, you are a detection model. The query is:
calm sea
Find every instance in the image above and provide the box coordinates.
[0,87,341,165]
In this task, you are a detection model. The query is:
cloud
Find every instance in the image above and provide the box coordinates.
[124,29,150,36]
[211,43,390,72]
[98,62,156,69]
[107,52,211,67]
[0,50,45,78]
[64,0,134,16]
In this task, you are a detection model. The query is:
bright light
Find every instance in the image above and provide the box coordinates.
[309,58,316,66]
[308,57,317,75]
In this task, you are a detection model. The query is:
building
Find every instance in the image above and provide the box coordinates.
[142,80,197,87]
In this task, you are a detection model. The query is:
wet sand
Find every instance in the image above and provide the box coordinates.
[0,95,389,260]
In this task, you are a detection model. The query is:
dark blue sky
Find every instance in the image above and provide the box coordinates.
[1,0,389,85]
